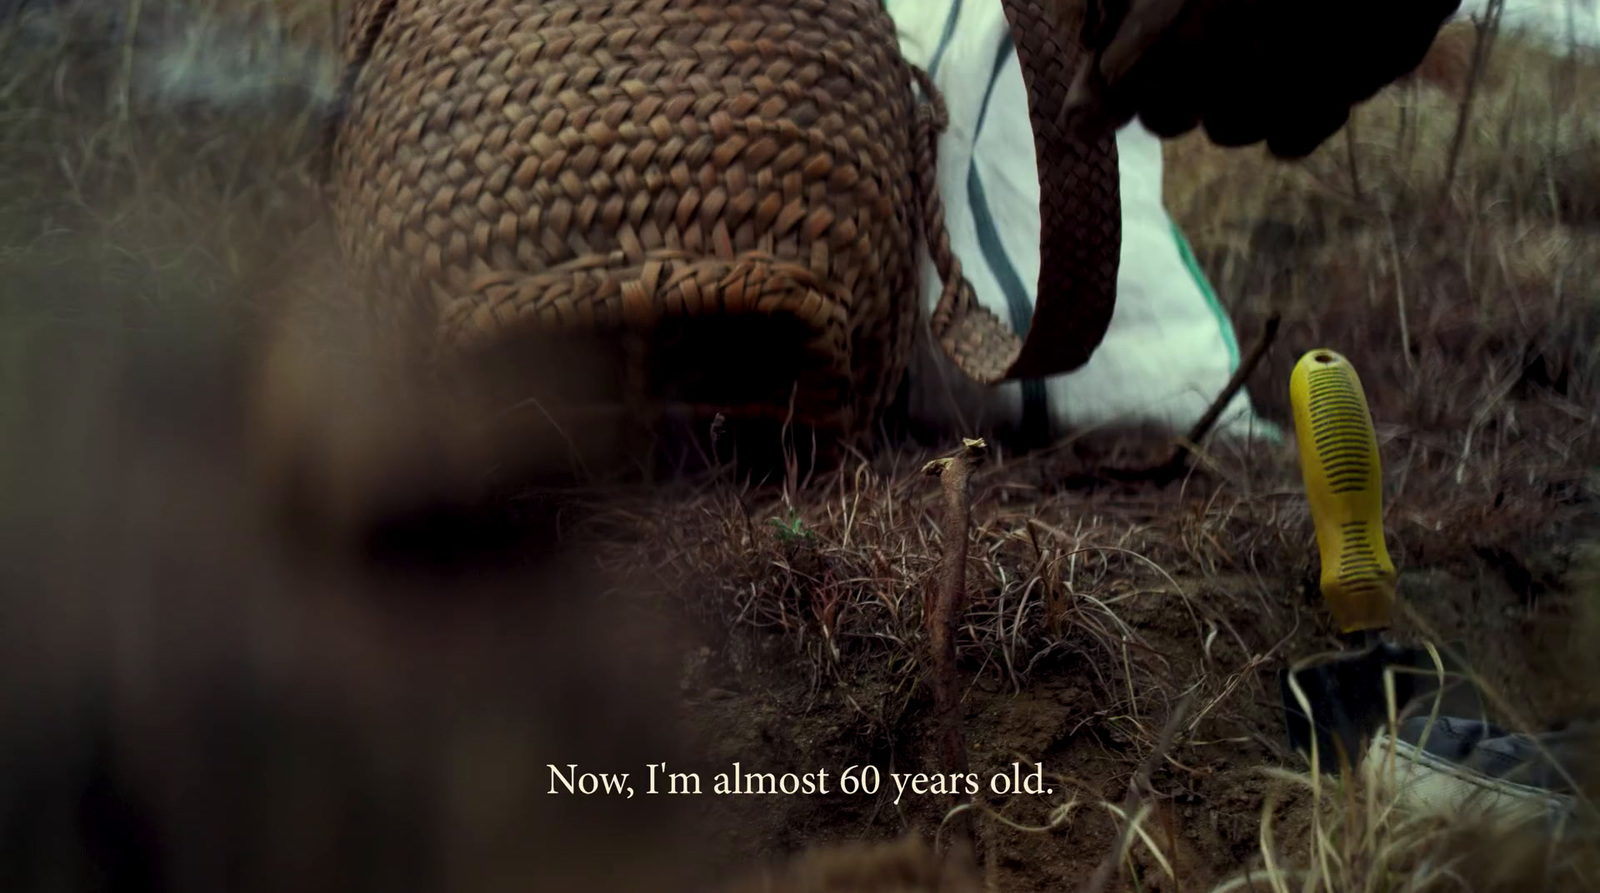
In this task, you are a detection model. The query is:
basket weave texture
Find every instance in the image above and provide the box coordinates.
[327,0,1121,442]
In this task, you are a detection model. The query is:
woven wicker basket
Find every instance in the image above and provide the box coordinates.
[327,0,1119,451]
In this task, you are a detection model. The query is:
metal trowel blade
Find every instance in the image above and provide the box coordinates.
[1281,639,1485,772]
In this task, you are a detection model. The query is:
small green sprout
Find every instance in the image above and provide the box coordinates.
[767,508,814,545]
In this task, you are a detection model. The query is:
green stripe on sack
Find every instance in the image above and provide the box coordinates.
[1170,219,1240,372]
[927,0,963,79]
[1169,220,1284,443]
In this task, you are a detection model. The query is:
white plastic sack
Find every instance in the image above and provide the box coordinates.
[885,0,1280,444]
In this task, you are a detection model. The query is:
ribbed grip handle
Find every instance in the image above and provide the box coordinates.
[1289,349,1396,634]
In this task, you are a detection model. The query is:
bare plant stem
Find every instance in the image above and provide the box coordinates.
[923,437,986,851]
[1383,214,1416,375]
[1440,0,1506,203]
[117,0,145,119]
[1344,112,1364,202]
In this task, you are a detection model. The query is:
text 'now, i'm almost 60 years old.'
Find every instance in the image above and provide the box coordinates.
[547,762,1055,806]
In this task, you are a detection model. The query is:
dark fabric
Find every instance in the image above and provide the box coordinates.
[1067,0,1463,158]
[1397,716,1598,795]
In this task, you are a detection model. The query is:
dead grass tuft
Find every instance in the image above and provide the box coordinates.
[1213,767,1600,893]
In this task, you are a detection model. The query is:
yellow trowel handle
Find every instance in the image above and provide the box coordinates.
[1289,350,1396,635]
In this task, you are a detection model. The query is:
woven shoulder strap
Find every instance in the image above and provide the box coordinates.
[916,0,1121,387]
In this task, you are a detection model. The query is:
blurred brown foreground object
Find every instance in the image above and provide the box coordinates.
[245,239,638,566]
[0,203,991,891]
[0,296,712,892]
[717,837,982,893]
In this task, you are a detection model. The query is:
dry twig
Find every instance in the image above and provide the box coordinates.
[923,437,986,851]
[1440,0,1505,202]
[1055,313,1281,488]
[1076,695,1194,893]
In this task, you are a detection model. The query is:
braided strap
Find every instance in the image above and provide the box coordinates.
[912,0,1121,387]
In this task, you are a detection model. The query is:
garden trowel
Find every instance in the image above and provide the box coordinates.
[1279,349,1484,772]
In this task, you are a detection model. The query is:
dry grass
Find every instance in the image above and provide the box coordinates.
[1223,545,1600,893]
[578,19,1600,893]
[1227,544,1600,893]
[0,0,334,364]
[1,2,1598,892]
[1219,776,1600,893]
[1164,22,1600,435]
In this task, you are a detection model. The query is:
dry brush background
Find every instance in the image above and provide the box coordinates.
[0,2,1598,892]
